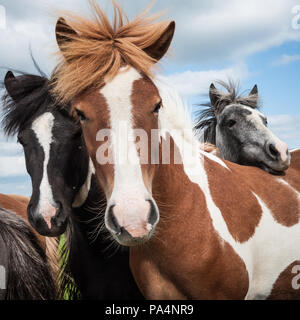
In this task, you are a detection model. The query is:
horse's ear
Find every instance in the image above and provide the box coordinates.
[209,83,228,114]
[55,17,78,61]
[209,83,221,110]
[144,21,175,62]
[4,71,18,101]
[249,84,258,104]
[249,84,258,96]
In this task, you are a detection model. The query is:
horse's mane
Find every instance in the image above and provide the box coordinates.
[52,0,171,103]
[1,72,53,136]
[194,80,260,144]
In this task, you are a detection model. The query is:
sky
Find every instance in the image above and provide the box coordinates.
[0,0,300,195]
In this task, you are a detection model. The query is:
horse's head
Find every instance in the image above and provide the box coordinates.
[2,71,90,237]
[197,81,290,174]
[53,3,175,246]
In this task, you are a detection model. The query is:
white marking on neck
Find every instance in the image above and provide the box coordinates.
[291,148,300,153]
[174,136,300,299]
[155,90,300,299]
[32,112,56,227]
[72,159,95,208]
[155,79,229,171]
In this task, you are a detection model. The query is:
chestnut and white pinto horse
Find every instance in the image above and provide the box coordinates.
[54,6,300,299]
[61,66,300,300]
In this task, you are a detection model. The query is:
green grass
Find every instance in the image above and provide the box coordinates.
[57,235,79,300]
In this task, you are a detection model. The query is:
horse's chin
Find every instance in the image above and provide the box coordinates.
[111,228,154,247]
[258,163,287,176]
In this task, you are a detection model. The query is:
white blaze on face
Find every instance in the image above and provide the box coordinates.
[32,112,57,229]
[100,67,154,238]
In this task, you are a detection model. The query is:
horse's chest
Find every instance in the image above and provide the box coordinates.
[130,248,188,300]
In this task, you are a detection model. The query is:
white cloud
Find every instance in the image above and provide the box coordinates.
[268,114,300,148]
[0,156,26,177]
[0,141,23,156]
[0,179,31,196]
[0,0,299,71]
[272,54,300,66]
[159,63,249,96]
[166,0,300,64]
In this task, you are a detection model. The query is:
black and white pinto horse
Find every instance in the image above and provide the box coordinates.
[2,71,143,300]
[194,81,291,174]
[0,207,57,299]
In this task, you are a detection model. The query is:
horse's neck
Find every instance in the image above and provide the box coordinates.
[70,157,107,246]
[71,176,108,249]
[151,140,212,235]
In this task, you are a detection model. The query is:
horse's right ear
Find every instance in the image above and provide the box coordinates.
[4,71,18,101]
[55,17,78,61]
[144,21,176,62]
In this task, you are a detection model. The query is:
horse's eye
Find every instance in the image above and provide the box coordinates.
[153,101,162,114]
[227,119,236,128]
[264,119,268,126]
[75,108,87,122]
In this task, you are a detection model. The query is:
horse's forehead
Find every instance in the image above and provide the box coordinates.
[31,112,54,147]
[224,104,264,120]
[241,105,265,118]
[101,67,142,100]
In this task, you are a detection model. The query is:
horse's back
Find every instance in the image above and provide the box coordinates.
[7,195,30,206]
[0,194,45,248]
[290,149,300,171]
[0,194,27,220]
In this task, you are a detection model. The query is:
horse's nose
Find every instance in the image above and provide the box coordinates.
[266,142,280,160]
[106,199,159,245]
[266,141,289,163]
[27,201,67,237]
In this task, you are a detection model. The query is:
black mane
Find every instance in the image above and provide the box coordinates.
[194,80,260,144]
[194,102,217,144]
[1,72,55,136]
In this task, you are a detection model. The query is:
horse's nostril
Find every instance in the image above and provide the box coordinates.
[267,143,280,159]
[107,205,121,235]
[147,200,159,226]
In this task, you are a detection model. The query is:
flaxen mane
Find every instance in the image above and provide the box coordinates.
[194,80,260,144]
[52,0,171,103]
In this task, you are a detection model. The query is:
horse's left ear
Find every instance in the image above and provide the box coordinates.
[144,21,175,62]
[249,84,258,104]
[4,71,19,102]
